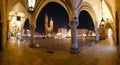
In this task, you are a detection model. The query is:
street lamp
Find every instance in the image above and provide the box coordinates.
[101,0,105,26]
[28,0,36,13]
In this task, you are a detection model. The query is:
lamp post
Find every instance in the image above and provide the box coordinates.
[101,0,105,26]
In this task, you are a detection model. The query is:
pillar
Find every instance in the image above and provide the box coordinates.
[20,28,23,41]
[1,0,7,50]
[95,28,99,43]
[29,25,36,47]
[69,17,80,53]
[7,20,10,40]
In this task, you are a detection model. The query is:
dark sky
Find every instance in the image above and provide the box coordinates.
[36,2,69,33]
[24,18,30,29]
[78,10,94,30]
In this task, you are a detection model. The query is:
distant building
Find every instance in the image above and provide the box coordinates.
[45,14,54,37]
[56,28,67,38]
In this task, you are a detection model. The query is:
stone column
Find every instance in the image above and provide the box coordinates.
[1,0,7,50]
[29,25,36,47]
[69,17,80,53]
[95,28,99,43]
[20,28,23,41]
[7,20,10,40]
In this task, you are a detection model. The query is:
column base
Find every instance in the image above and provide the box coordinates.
[70,48,80,54]
[95,40,99,43]
[29,43,36,48]
[20,39,23,41]
[1,43,6,51]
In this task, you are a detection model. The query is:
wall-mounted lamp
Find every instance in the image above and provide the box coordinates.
[28,0,36,13]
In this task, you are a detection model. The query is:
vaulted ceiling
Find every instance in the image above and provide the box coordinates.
[6,0,116,28]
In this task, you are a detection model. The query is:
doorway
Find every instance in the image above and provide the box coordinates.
[107,28,113,38]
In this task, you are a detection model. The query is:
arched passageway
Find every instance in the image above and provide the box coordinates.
[78,10,94,30]
[36,2,69,38]
[24,18,30,30]
[107,28,113,38]
[23,18,30,37]
[78,10,95,38]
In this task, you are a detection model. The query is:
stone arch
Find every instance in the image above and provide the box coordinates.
[105,18,116,43]
[8,2,28,26]
[105,22,114,38]
[35,2,69,34]
[105,22,113,30]
[8,2,27,16]
[32,1,71,27]
[78,2,97,29]
[8,2,31,25]
[8,2,27,37]
[104,0,115,20]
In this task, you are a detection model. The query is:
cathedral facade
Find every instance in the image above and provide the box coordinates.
[45,14,54,37]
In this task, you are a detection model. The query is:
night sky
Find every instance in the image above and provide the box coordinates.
[24,2,94,32]
[24,18,30,29]
[36,2,69,33]
[78,10,94,30]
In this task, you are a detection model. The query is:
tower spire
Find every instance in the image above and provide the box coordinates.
[50,17,52,20]
[45,13,48,19]
[50,17,54,32]
[45,13,48,35]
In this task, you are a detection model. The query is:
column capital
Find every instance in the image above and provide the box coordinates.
[30,25,36,29]
[95,27,99,31]
[69,17,79,27]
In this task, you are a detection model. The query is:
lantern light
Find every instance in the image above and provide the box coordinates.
[28,0,36,12]
[101,0,105,26]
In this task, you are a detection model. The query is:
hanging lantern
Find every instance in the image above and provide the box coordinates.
[101,18,105,26]
[28,0,36,13]
[101,0,105,26]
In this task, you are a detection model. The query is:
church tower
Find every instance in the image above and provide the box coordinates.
[50,17,54,32]
[44,14,54,36]
[45,14,48,34]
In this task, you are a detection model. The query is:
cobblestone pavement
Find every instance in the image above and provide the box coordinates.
[0,37,119,65]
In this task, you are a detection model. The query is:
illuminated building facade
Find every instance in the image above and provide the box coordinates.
[45,14,54,37]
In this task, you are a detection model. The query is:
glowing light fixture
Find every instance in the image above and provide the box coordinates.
[101,0,105,26]
[28,0,36,13]
[101,18,105,26]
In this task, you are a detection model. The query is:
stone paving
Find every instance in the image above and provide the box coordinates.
[0,37,119,65]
